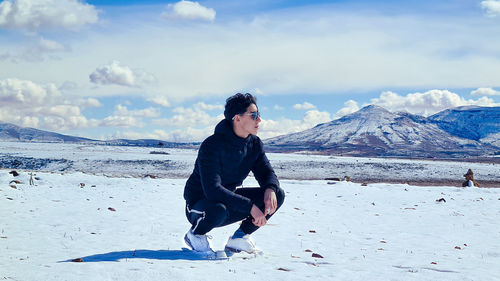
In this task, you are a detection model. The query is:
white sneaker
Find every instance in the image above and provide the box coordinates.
[184,229,213,253]
[225,234,259,253]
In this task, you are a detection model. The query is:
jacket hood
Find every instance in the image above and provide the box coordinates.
[214,119,252,147]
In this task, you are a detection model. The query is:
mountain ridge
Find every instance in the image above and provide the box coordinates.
[264,105,500,158]
[0,123,196,148]
[2,105,499,158]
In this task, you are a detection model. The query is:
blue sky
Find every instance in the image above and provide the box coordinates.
[1,0,500,141]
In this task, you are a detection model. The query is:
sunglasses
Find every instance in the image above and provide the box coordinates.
[241,111,260,120]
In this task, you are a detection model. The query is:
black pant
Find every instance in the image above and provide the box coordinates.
[185,187,285,235]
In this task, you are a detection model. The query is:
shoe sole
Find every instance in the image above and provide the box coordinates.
[224,246,242,253]
[224,246,260,254]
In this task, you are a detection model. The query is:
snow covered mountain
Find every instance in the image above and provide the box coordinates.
[428,106,500,147]
[0,123,195,148]
[0,123,94,143]
[264,105,499,158]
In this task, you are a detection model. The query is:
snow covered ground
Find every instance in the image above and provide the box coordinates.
[1,141,499,185]
[1,142,500,280]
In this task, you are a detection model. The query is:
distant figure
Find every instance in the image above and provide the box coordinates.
[183,93,285,255]
[462,169,480,187]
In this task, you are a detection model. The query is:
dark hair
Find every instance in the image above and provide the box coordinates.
[224,93,257,122]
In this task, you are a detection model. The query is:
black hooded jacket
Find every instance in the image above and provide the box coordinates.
[183,119,280,214]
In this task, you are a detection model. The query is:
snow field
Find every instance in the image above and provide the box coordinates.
[1,170,500,280]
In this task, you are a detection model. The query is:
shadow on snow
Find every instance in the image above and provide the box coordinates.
[62,248,221,262]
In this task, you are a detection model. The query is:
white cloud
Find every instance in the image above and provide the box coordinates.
[78,97,102,108]
[109,127,213,142]
[471,87,500,96]
[89,61,156,88]
[0,0,99,32]
[193,102,223,111]
[162,0,215,22]
[160,127,214,142]
[100,115,143,128]
[0,78,54,104]
[153,105,223,128]
[334,100,359,119]
[38,38,67,52]
[1,37,70,62]
[274,105,284,111]
[293,102,316,110]
[46,104,81,118]
[369,89,500,116]
[482,1,500,17]
[0,78,99,131]
[259,109,331,139]
[148,96,171,107]
[4,3,500,102]
[114,104,161,118]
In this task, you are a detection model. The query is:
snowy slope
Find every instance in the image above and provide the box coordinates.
[0,123,195,148]
[265,105,487,157]
[0,123,94,143]
[428,106,500,143]
[1,169,499,281]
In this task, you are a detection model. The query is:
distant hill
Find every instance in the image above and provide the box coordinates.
[428,106,500,147]
[0,123,94,143]
[264,105,500,158]
[0,123,196,148]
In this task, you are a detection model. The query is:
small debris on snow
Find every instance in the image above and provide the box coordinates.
[108,207,116,212]
[80,183,85,188]
[361,183,368,186]
[431,262,437,265]
[9,185,17,189]
[455,246,462,250]
[9,180,21,184]
[72,258,84,262]
[9,171,19,177]
[436,198,446,203]
[305,249,312,252]
[312,253,324,258]
[278,268,291,272]
[309,230,316,233]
